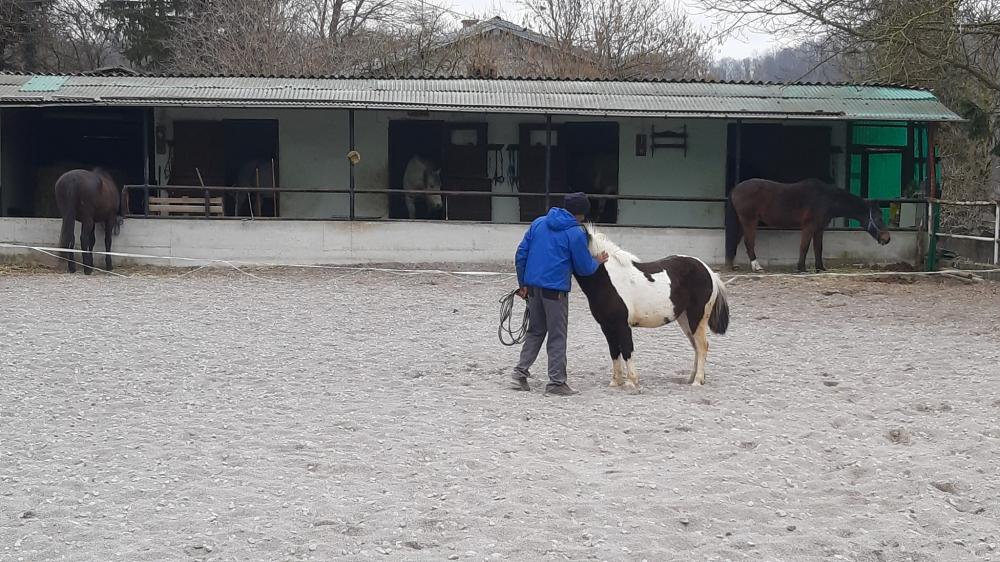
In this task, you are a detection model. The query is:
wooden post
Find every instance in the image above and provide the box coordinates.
[196,168,209,218]
[349,109,356,221]
[544,115,552,211]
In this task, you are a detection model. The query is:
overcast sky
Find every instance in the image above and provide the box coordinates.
[443,0,779,60]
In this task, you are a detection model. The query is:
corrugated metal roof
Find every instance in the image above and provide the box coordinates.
[0,74,962,122]
[19,76,68,92]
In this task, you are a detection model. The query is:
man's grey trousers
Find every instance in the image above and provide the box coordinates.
[514,287,569,387]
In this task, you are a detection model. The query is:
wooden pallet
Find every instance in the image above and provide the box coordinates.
[148,196,224,216]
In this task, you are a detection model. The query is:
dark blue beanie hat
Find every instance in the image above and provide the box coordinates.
[563,192,590,216]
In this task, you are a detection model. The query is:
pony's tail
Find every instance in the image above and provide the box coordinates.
[708,273,730,335]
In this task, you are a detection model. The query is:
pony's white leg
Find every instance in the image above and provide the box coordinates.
[751,259,764,272]
[691,321,710,386]
[610,357,625,387]
[623,357,640,391]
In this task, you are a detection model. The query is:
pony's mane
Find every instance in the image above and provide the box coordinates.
[584,223,640,265]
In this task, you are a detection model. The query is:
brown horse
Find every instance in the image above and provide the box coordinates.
[54,168,127,274]
[727,178,891,273]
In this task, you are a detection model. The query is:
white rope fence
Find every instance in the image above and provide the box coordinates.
[2,242,998,284]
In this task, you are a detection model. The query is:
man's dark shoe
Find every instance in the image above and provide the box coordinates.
[511,376,531,391]
[544,383,579,396]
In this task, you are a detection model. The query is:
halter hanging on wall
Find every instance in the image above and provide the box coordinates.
[488,144,505,186]
[650,125,688,157]
[506,144,520,191]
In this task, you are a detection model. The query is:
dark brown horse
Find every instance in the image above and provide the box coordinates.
[54,168,127,274]
[727,178,891,273]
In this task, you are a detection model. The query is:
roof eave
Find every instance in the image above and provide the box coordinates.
[0,97,963,122]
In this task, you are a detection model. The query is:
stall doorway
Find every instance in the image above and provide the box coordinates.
[168,119,279,217]
[724,124,833,258]
[517,122,618,223]
[564,122,618,224]
[1,107,147,218]
[388,120,490,220]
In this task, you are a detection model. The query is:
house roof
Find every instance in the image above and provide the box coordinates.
[0,73,963,122]
[435,16,562,51]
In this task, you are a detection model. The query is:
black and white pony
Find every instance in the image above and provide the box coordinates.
[574,224,730,389]
[402,155,443,219]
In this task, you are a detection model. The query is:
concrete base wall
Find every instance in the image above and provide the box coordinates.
[1,218,918,268]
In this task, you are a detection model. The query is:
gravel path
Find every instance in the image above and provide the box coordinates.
[1,267,999,562]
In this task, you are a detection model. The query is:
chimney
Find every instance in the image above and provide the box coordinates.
[462,19,478,28]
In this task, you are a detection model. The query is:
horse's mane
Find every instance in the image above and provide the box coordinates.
[90,167,116,185]
[583,223,640,265]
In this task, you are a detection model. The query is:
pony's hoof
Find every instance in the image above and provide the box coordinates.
[609,380,624,388]
[624,382,641,394]
[690,379,704,386]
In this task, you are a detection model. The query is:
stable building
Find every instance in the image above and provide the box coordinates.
[0,72,962,266]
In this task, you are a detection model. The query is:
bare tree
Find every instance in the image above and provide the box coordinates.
[521,0,713,78]
[1,0,58,71]
[302,0,395,41]
[168,0,311,75]
[50,0,117,70]
[700,0,1000,227]
[699,0,1000,92]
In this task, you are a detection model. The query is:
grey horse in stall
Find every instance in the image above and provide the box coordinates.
[401,155,443,219]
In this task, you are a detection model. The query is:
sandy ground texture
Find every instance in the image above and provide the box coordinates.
[1,264,1000,562]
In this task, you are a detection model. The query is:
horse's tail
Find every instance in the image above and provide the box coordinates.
[115,186,128,235]
[59,196,76,250]
[708,271,730,335]
[724,195,743,265]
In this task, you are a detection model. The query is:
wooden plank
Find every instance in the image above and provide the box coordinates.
[149,204,224,214]
[149,197,223,205]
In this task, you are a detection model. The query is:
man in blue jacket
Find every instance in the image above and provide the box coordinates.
[512,192,608,395]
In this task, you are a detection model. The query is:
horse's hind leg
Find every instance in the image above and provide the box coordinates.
[742,220,764,272]
[691,321,710,386]
[63,232,76,274]
[812,228,826,271]
[81,219,96,275]
[104,219,115,271]
[797,227,814,273]
[677,313,700,384]
[404,194,417,219]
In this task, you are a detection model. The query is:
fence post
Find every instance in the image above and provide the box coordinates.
[926,199,938,271]
[349,109,356,221]
[142,111,150,217]
[925,124,939,271]
[204,188,210,218]
[544,115,552,211]
[994,202,999,265]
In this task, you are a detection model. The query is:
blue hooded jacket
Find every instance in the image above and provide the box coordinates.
[515,207,600,292]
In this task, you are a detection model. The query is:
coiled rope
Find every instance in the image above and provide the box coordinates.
[498,288,529,346]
